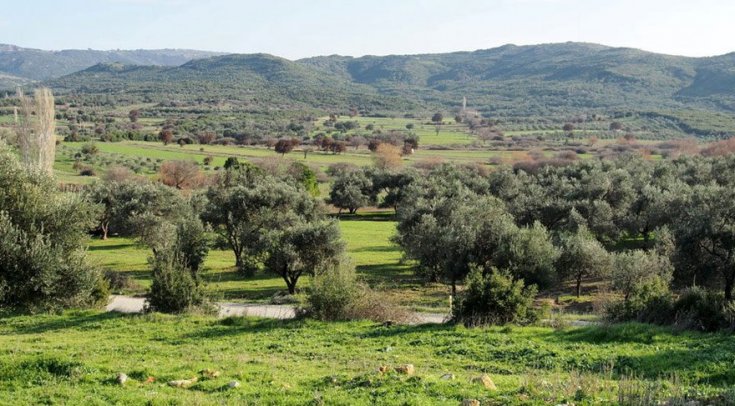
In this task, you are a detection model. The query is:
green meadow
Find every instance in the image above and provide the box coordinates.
[1,313,734,405]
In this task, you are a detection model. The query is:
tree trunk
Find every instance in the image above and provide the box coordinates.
[101,223,109,240]
[725,272,734,302]
[576,275,583,297]
[286,278,296,295]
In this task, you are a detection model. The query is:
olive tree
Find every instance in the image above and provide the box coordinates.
[0,148,105,311]
[202,174,320,275]
[672,185,735,300]
[329,169,375,214]
[264,219,345,294]
[557,225,612,296]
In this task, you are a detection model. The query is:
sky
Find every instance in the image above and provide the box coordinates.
[1,0,734,59]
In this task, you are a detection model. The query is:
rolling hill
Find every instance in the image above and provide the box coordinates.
[34,43,735,124]
[300,43,735,115]
[47,54,418,111]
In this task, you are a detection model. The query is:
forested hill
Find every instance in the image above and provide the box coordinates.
[46,54,419,111]
[38,42,735,116]
[300,43,735,115]
[0,44,224,83]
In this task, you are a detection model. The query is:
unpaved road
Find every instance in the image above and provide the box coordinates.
[106,295,448,324]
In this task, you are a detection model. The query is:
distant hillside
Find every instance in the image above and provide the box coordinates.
[0,44,224,82]
[301,43,735,115]
[44,42,735,117]
[48,54,418,111]
[0,72,33,89]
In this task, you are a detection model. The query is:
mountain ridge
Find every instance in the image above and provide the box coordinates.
[9,42,735,118]
[0,44,225,83]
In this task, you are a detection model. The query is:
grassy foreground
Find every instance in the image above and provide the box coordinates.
[1,313,734,405]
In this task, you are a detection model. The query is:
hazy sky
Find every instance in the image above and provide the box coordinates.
[2,0,734,59]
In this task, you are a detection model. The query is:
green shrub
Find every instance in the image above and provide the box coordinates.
[452,268,538,327]
[0,149,105,312]
[605,250,673,323]
[606,285,735,332]
[146,254,205,314]
[307,265,362,321]
[173,216,210,276]
[307,265,412,322]
[672,287,730,332]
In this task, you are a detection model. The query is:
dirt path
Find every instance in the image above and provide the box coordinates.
[106,295,448,324]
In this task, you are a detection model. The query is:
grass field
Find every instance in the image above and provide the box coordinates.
[53,140,528,184]
[319,116,476,146]
[1,313,733,405]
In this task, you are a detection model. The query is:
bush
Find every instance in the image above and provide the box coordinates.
[307,265,361,321]
[104,271,142,293]
[605,250,673,322]
[146,254,206,314]
[0,149,106,312]
[173,216,210,275]
[78,165,96,176]
[306,265,412,323]
[452,268,538,327]
[672,287,731,332]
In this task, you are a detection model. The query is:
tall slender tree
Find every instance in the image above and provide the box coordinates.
[15,88,56,175]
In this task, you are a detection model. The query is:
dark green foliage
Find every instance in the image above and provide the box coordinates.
[671,287,734,332]
[395,165,557,290]
[307,265,362,321]
[671,184,735,300]
[147,254,205,314]
[606,250,673,322]
[608,287,735,333]
[0,149,105,312]
[172,215,210,276]
[85,179,188,239]
[202,172,323,277]
[329,169,374,214]
[265,219,345,294]
[452,268,538,327]
[557,225,612,296]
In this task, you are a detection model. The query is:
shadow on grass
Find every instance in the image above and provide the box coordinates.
[540,322,735,385]
[356,322,456,339]
[331,212,396,222]
[3,311,133,335]
[88,243,135,251]
[357,263,422,285]
[350,246,400,254]
[202,269,279,284]
[548,322,677,345]
[180,316,307,341]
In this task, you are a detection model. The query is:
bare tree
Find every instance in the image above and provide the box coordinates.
[159,160,203,190]
[16,87,56,175]
[373,143,402,170]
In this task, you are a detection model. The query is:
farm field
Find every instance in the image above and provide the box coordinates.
[1,313,734,405]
